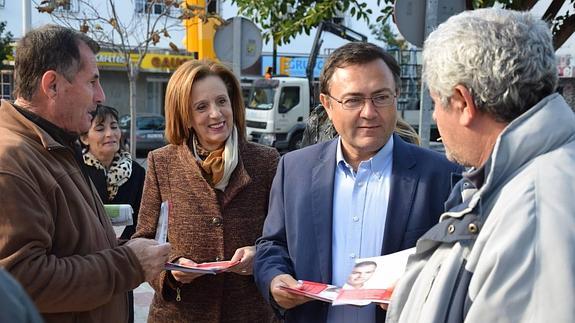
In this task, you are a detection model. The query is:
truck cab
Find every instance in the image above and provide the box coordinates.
[245,77,310,151]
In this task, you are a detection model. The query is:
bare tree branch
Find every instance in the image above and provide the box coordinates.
[554,13,575,49]
[543,0,566,22]
[34,0,201,156]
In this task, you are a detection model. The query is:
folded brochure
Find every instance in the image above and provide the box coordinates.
[280,248,414,306]
[280,281,340,303]
[165,260,240,275]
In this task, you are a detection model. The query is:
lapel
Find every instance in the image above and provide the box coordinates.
[382,134,419,255]
[310,140,337,283]
[219,147,251,208]
[177,144,215,196]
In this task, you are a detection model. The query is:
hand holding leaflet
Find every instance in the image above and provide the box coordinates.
[279,248,414,306]
[270,274,315,310]
[165,260,240,275]
[279,281,340,302]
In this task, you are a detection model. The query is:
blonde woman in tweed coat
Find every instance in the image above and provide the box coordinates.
[134,60,279,322]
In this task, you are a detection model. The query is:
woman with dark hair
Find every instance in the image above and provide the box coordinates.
[81,105,146,239]
[133,59,279,322]
[80,105,145,323]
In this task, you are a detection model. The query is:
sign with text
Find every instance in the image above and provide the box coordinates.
[95,52,197,72]
[261,55,324,78]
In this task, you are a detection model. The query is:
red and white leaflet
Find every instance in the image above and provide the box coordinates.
[277,248,414,306]
[332,248,414,306]
[165,260,240,275]
[334,287,395,306]
[279,281,340,303]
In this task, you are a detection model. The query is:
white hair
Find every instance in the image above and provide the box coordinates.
[423,8,557,122]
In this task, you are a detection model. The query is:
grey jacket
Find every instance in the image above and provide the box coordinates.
[387,93,575,323]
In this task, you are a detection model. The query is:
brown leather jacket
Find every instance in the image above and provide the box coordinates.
[0,100,144,323]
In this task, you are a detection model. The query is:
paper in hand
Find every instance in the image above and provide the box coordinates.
[155,201,170,244]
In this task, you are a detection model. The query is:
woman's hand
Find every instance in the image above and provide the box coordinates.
[170,257,205,283]
[228,246,255,275]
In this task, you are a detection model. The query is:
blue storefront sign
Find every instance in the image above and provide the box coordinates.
[261,55,324,78]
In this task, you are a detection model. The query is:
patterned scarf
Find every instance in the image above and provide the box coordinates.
[195,141,225,185]
[83,150,133,200]
[192,127,239,191]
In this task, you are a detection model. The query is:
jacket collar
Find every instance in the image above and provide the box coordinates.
[482,93,575,196]
[0,100,69,151]
[311,139,338,282]
[219,141,251,208]
[424,94,575,248]
[176,140,251,208]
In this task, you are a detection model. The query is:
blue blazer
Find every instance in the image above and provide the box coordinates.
[254,135,461,322]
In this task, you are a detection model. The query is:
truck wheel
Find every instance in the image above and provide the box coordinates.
[288,132,303,151]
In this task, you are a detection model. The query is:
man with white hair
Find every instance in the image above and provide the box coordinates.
[386,8,575,323]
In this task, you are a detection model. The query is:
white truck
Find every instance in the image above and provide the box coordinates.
[245,77,311,151]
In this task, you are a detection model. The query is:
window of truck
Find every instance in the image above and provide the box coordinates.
[248,87,275,110]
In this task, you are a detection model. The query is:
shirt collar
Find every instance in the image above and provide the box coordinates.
[336,135,394,178]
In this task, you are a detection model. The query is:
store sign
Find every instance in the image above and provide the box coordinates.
[96,52,131,67]
[96,51,196,71]
[261,55,324,78]
[558,54,573,78]
[142,54,194,70]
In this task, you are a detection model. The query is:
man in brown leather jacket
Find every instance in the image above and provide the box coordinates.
[0,25,170,323]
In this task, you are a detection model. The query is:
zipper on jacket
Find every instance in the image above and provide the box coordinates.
[176,287,181,302]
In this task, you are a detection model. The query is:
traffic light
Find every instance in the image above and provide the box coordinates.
[182,0,220,59]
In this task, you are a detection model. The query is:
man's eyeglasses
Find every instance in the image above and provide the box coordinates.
[325,92,397,110]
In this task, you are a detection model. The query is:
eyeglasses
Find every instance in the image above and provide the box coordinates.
[325,92,397,110]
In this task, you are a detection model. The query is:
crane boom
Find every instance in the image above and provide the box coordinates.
[305,21,368,106]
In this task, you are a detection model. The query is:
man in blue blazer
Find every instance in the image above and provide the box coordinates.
[254,42,460,323]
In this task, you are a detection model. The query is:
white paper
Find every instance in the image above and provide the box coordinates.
[104,204,134,226]
[155,201,170,243]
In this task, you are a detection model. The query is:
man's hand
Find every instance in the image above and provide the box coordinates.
[170,257,205,283]
[228,246,255,275]
[270,274,313,310]
[125,238,170,282]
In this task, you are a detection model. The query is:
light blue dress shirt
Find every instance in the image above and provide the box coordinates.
[326,136,394,323]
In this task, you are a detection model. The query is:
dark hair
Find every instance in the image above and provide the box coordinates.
[14,24,100,100]
[81,105,122,152]
[90,105,119,125]
[319,42,401,95]
[165,59,246,145]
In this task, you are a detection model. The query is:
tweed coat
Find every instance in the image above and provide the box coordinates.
[134,140,279,323]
